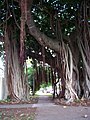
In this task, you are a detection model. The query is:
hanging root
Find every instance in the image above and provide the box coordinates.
[62,42,79,103]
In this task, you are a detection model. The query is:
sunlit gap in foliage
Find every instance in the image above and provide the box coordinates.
[26,56,54,96]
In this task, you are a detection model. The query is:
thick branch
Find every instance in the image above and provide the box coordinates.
[26,2,68,52]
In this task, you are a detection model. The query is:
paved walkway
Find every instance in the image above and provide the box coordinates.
[0,96,90,120]
[35,96,90,120]
[0,103,32,108]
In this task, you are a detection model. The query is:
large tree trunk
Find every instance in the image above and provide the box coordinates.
[4,27,29,101]
[76,0,90,99]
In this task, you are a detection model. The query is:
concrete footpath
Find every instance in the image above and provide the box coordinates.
[0,103,32,109]
[34,96,90,120]
[0,96,90,120]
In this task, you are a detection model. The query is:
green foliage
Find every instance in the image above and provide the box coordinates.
[27,67,35,75]
[74,99,80,103]
[32,0,80,37]
[27,67,35,87]
[6,95,11,101]
[0,96,11,103]
[40,82,51,88]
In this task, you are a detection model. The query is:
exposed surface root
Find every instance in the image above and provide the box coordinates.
[54,98,90,106]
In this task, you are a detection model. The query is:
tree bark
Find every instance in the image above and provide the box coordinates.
[4,27,28,100]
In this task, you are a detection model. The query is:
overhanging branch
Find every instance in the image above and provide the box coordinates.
[26,0,68,52]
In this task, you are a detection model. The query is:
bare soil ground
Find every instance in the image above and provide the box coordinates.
[0,97,38,105]
[0,107,36,120]
[54,98,90,106]
[0,97,38,120]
